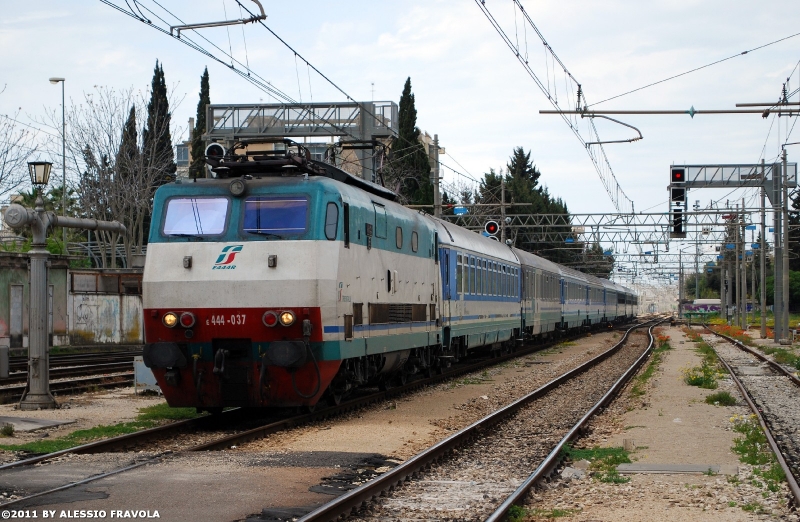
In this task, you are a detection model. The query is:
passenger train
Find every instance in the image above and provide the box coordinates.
[142,140,637,409]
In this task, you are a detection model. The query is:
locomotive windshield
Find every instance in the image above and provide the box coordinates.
[243,196,308,235]
[163,197,229,236]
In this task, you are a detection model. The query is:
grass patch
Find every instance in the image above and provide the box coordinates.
[0,423,14,437]
[705,391,737,406]
[0,401,201,455]
[728,414,785,499]
[682,362,718,389]
[507,505,527,522]
[562,445,631,484]
[630,339,671,398]
[135,403,201,422]
[761,346,800,370]
[526,508,580,518]
[556,341,576,348]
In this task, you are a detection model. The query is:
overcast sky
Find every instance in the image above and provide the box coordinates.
[2,1,798,224]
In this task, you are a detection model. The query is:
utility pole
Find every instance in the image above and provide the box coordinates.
[774,161,784,342]
[760,163,767,338]
[500,176,506,243]
[741,199,747,329]
[734,204,741,328]
[694,200,700,301]
[433,134,441,218]
[782,148,790,342]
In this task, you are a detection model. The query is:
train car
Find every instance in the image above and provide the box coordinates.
[431,218,521,361]
[583,273,606,327]
[558,265,591,329]
[512,247,561,338]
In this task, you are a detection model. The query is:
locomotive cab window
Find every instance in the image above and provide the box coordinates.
[163,197,229,236]
[243,196,308,235]
[395,227,403,249]
[411,231,418,252]
[324,202,338,240]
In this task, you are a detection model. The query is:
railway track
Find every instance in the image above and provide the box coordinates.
[702,325,800,507]
[6,349,142,373]
[295,317,664,521]
[0,373,135,405]
[0,320,654,509]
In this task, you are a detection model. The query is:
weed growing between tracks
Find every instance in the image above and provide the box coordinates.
[630,334,671,399]
[562,445,631,484]
[705,391,737,406]
[0,403,200,454]
[728,414,786,511]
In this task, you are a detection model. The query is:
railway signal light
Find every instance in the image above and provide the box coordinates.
[672,208,684,237]
[484,221,499,236]
[671,168,685,184]
[670,186,685,203]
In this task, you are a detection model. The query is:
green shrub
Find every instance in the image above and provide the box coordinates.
[705,391,736,406]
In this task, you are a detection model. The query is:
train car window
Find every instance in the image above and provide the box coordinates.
[343,203,350,248]
[476,258,483,295]
[163,197,228,236]
[353,303,363,325]
[373,203,387,239]
[456,254,463,294]
[470,258,476,294]
[482,260,488,295]
[243,196,308,235]
[395,227,403,249]
[325,202,339,241]
[411,231,418,252]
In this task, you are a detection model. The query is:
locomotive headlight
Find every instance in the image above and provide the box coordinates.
[279,311,296,327]
[262,311,278,327]
[163,312,178,328]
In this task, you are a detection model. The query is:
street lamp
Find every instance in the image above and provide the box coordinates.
[49,77,66,252]
[28,161,52,188]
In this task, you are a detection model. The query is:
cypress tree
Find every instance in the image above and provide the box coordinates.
[393,77,432,206]
[190,67,210,179]
[143,60,176,184]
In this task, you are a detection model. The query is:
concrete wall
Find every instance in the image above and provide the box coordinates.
[0,252,142,350]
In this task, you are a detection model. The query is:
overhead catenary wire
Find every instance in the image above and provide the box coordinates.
[590,30,800,107]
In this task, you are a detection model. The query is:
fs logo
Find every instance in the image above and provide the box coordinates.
[213,245,243,270]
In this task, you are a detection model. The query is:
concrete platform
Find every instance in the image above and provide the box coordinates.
[617,463,738,475]
[0,416,75,432]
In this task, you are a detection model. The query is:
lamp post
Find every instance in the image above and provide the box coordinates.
[4,161,127,410]
[49,77,66,253]
[20,161,57,409]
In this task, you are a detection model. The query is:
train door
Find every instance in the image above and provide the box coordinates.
[440,247,451,320]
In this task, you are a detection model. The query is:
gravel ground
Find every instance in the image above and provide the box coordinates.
[704,332,800,490]
[520,325,796,522]
[342,331,649,521]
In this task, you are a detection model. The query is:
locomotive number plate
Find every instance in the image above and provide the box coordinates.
[207,314,246,326]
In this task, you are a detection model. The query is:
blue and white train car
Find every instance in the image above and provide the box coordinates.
[512,247,562,337]
[431,218,521,359]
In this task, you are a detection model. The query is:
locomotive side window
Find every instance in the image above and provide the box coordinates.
[411,231,418,252]
[243,196,308,235]
[163,197,229,236]
[325,202,338,240]
[395,227,403,249]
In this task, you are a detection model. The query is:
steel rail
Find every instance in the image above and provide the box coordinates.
[1,362,133,386]
[296,317,662,521]
[704,326,800,387]
[487,319,663,521]
[0,373,134,404]
[702,326,800,506]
